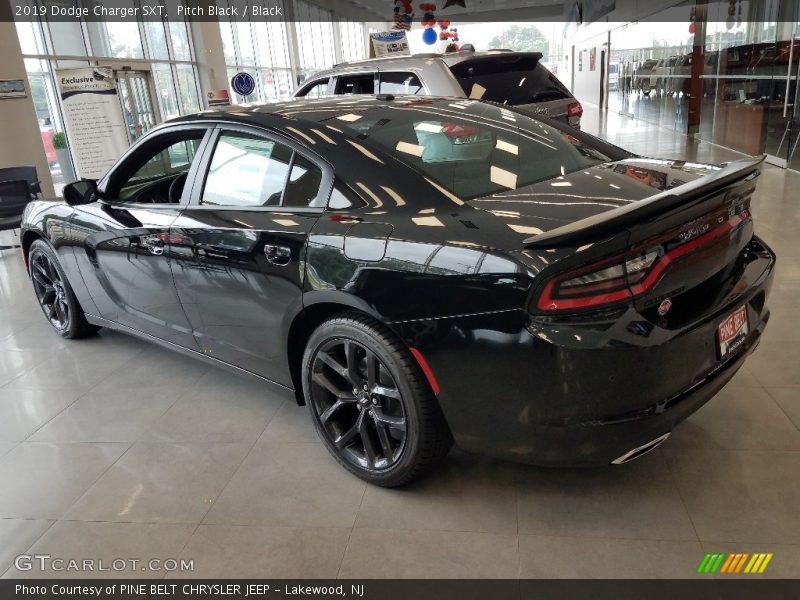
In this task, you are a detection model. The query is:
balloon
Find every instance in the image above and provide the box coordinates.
[422,27,438,45]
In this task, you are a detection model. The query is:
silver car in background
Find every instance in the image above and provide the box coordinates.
[293,50,583,127]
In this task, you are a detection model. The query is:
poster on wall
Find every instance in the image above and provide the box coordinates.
[55,67,129,180]
[578,50,583,72]
[206,89,231,107]
[0,79,26,99]
[590,48,596,71]
[369,31,410,58]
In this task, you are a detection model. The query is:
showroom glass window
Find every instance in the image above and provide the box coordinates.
[13,0,202,197]
[217,0,295,102]
[589,1,800,171]
[294,1,337,82]
[218,1,367,101]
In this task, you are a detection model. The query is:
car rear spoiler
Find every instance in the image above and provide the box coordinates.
[523,156,765,249]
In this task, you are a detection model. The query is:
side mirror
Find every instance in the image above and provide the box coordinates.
[63,179,98,206]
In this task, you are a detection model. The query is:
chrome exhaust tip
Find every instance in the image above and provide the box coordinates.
[611,432,671,465]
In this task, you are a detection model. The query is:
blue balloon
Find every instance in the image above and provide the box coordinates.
[422,27,437,45]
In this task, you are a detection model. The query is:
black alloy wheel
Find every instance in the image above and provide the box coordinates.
[311,337,408,471]
[28,239,98,339]
[303,313,452,487]
[30,250,70,331]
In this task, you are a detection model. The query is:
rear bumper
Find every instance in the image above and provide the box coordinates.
[393,236,775,467]
[509,316,766,467]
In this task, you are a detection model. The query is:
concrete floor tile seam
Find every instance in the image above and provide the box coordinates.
[763,388,800,434]
[169,405,324,578]
[0,518,58,580]
[4,385,98,443]
[51,517,221,526]
[0,441,19,459]
[335,486,367,579]
[657,449,704,545]
[193,399,289,531]
[345,523,701,543]
[48,439,140,523]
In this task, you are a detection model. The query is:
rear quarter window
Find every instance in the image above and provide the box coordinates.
[378,72,424,95]
[448,56,571,105]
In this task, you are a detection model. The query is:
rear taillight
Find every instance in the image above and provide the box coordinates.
[535,210,749,313]
[537,249,659,311]
[567,101,583,118]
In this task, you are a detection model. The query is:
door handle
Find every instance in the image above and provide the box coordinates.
[264,244,291,266]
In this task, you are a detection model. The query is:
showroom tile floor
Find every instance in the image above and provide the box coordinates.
[1,106,800,579]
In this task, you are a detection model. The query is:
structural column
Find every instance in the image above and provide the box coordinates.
[0,18,55,197]
[189,20,230,108]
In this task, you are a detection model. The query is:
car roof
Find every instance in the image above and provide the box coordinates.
[166,94,455,152]
[306,49,533,78]
[165,94,542,179]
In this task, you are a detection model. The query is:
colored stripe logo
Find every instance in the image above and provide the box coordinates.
[697,553,773,574]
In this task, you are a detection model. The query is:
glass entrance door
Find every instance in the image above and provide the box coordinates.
[764,27,799,167]
[790,39,800,169]
[116,70,159,143]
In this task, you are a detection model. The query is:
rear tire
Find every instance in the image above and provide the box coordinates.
[28,239,98,339]
[302,312,452,487]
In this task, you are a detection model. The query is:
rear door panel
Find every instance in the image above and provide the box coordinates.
[169,208,318,385]
[169,126,330,385]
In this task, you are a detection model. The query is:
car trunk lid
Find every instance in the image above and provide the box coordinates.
[469,157,721,243]
[499,156,763,316]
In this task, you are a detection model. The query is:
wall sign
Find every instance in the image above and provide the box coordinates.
[55,67,129,180]
[231,72,256,97]
[0,79,26,99]
[207,89,231,107]
[369,31,410,58]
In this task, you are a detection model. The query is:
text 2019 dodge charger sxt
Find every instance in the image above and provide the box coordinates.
[21,96,774,486]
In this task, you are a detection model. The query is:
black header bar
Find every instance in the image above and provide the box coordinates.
[5,0,784,23]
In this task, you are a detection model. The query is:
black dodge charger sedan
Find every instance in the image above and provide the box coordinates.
[21,96,774,486]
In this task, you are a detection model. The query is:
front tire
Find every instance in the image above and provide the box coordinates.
[28,239,98,339]
[302,313,452,487]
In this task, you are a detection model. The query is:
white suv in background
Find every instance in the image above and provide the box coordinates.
[293,50,583,128]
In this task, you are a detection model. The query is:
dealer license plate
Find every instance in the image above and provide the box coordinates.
[717,305,749,360]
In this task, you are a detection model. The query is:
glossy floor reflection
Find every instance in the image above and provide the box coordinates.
[1,109,800,579]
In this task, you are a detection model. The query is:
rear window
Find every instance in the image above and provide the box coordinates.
[337,100,610,201]
[448,54,571,105]
[378,72,424,95]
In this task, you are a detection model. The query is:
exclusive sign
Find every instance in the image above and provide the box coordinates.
[55,68,129,180]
